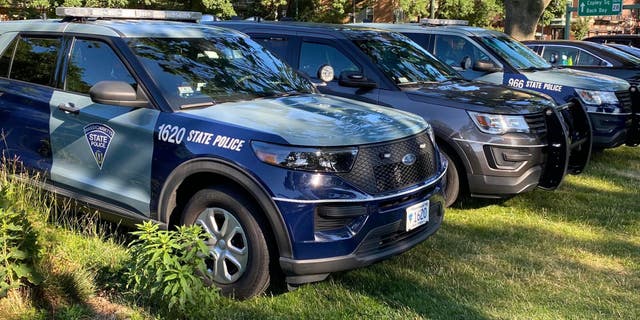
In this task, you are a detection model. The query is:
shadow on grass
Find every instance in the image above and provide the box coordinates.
[330,219,639,319]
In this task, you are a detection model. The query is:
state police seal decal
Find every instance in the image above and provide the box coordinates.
[84,123,115,170]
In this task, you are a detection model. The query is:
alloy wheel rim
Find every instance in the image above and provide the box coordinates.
[196,207,248,284]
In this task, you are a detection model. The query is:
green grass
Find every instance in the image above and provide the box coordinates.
[1,147,639,319]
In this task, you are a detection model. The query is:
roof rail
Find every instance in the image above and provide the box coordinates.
[55,7,202,22]
[419,18,468,26]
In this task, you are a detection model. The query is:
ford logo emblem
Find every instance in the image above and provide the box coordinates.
[402,153,416,166]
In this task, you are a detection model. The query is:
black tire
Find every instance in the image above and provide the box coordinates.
[181,186,271,299]
[442,150,461,207]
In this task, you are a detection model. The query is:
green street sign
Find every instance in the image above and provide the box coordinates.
[578,0,622,16]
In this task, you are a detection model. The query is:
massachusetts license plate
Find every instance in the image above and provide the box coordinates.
[405,200,430,232]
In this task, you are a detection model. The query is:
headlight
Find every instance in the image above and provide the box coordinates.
[575,89,619,106]
[252,141,358,172]
[425,124,436,145]
[468,111,529,135]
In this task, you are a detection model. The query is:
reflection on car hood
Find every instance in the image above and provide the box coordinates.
[182,94,427,146]
[404,81,556,114]
[524,68,629,91]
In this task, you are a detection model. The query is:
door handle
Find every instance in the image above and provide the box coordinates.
[58,102,79,115]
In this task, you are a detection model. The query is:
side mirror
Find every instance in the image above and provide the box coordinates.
[460,56,472,70]
[338,71,377,89]
[472,60,502,73]
[89,81,149,108]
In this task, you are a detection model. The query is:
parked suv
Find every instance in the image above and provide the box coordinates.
[207,21,589,207]
[0,8,447,298]
[366,23,636,149]
[524,40,640,146]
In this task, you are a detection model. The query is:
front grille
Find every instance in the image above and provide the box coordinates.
[616,90,633,113]
[524,113,548,142]
[337,131,437,195]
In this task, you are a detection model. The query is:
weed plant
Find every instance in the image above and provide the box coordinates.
[0,186,42,297]
[126,221,220,319]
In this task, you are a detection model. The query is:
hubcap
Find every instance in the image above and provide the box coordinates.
[195,207,248,284]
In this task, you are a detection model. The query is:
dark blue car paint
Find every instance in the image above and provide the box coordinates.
[0,80,53,173]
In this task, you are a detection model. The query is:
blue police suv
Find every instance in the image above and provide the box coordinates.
[0,8,446,298]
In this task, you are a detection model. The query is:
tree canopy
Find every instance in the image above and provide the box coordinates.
[0,0,565,40]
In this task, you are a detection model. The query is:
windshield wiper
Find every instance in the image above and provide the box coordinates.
[397,80,438,86]
[519,66,551,71]
[180,101,216,110]
[260,90,305,98]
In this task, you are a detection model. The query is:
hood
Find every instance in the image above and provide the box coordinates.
[404,80,556,114]
[523,68,629,91]
[181,94,427,146]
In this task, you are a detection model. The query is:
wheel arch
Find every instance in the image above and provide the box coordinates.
[434,136,470,194]
[157,158,293,259]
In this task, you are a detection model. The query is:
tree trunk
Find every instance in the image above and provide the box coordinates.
[504,0,552,40]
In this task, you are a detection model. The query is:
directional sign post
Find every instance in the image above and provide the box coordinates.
[578,0,622,16]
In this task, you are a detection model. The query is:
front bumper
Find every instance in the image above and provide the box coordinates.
[459,142,548,197]
[453,107,571,197]
[279,192,444,281]
[589,112,632,149]
[274,165,446,283]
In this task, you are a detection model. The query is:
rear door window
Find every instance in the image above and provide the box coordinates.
[10,36,61,86]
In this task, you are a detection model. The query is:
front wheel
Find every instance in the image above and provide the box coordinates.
[442,151,461,207]
[181,186,271,299]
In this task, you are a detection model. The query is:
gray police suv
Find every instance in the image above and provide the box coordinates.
[208,21,591,207]
[365,23,637,149]
[0,8,447,298]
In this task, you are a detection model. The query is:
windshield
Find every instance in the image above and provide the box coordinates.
[479,35,552,70]
[127,34,314,109]
[350,31,460,85]
[609,44,640,58]
[598,44,640,65]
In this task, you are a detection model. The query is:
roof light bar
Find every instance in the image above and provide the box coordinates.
[55,7,202,21]
[419,18,469,26]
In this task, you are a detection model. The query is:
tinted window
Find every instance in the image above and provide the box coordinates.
[351,32,458,85]
[576,50,602,66]
[254,37,289,61]
[299,42,360,79]
[11,37,61,86]
[0,38,16,78]
[66,39,136,94]
[403,32,427,48]
[479,35,551,70]
[434,35,490,68]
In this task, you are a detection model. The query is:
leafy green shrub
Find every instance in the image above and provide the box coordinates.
[125,221,219,318]
[0,187,42,297]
